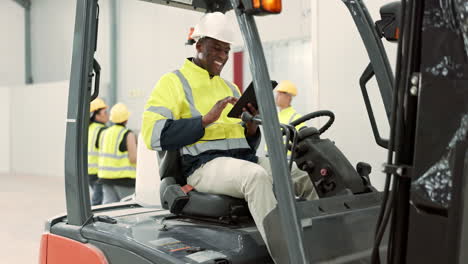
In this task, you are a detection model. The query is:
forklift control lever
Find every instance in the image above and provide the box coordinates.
[241,111,262,125]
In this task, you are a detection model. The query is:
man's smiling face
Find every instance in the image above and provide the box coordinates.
[196,37,231,76]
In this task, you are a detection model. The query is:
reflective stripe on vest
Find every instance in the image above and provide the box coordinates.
[151,119,167,151]
[288,113,299,124]
[145,106,172,151]
[173,70,202,117]
[98,125,136,179]
[88,122,105,175]
[224,79,240,98]
[181,138,250,156]
[146,106,173,119]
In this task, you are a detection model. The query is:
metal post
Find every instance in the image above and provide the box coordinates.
[65,0,99,226]
[230,1,309,263]
[25,2,33,84]
[12,0,33,83]
[109,0,118,106]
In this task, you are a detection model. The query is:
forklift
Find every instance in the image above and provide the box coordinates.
[39,0,468,263]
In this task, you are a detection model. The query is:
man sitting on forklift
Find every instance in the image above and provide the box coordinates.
[142,12,316,249]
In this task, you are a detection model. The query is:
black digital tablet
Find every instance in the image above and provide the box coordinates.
[227,80,278,118]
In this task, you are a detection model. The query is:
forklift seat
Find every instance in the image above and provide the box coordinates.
[160,176,251,222]
[157,150,251,223]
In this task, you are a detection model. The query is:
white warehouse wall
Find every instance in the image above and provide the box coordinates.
[30,0,111,98]
[116,1,201,131]
[0,87,11,174]
[313,0,397,190]
[0,0,25,174]
[10,81,69,178]
[30,0,75,83]
[0,1,25,86]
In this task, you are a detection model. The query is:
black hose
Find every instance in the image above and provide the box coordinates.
[280,124,291,157]
[371,0,408,262]
[287,124,299,171]
[372,175,398,263]
[385,0,422,261]
[387,177,399,263]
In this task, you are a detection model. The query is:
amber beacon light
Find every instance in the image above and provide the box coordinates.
[246,0,282,15]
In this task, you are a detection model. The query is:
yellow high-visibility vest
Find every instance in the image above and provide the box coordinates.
[98,125,136,179]
[88,122,105,175]
[278,106,304,129]
[265,106,305,156]
[142,59,249,155]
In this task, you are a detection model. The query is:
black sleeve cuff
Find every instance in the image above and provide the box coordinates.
[245,126,261,150]
[160,117,205,150]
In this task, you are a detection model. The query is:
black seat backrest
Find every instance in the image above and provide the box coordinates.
[157,150,186,185]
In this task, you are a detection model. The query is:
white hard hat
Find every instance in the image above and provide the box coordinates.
[191,12,235,44]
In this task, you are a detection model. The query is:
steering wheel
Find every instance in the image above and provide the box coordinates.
[289,110,335,135]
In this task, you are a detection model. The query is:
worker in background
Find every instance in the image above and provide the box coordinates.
[88,98,109,206]
[275,80,304,129]
[98,103,137,204]
[265,81,305,157]
[142,12,316,252]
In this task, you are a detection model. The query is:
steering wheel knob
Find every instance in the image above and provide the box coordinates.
[320,168,328,176]
[320,167,333,177]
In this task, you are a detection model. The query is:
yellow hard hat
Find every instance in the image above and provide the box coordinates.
[276,80,298,96]
[110,103,130,123]
[90,98,108,113]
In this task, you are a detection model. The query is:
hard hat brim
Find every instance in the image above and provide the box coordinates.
[193,35,234,45]
[90,105,108,113]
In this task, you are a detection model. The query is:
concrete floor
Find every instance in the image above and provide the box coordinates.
[0,173,66,264]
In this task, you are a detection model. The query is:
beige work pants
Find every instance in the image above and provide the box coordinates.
[187,157,317,247]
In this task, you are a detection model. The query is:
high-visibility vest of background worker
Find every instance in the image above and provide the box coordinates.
[88,98,109,206]
[265,80,306,157]
[98,103,137,204]
[141,12,317,255]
